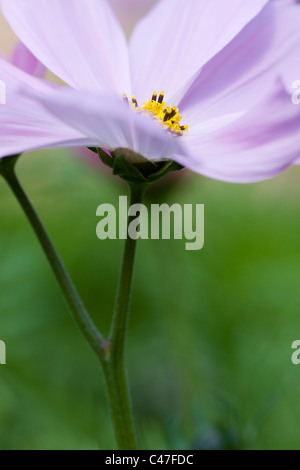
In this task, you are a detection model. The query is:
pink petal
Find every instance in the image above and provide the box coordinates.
[0,92,93,158]
[0,55,56,93]
[108,0,159,35]
[129,0,268,103]
[25,88,186,161]
[273,0,300,93]
[177,81,300,183]
[0,62,94,157]
[1,0,131,94]
[9,42,46,78]
[179,0,300,128]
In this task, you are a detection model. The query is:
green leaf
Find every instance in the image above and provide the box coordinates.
[97,148,114,168]
[112,155,147,184]
[87,147,98,154]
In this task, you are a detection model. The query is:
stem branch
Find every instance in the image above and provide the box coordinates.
[0,157,106,364]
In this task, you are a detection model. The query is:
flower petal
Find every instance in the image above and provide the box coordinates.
[23,88,186,161]
[108,0,159,35]
[1,0,131,94]
[177,81,300,183]
[179,0,300,127]
[129,0,268,102]
[0,54,56,93]
[9,42,46,78]
[274,0,300,93]
[0,60,93,157]
[0,89,93,157]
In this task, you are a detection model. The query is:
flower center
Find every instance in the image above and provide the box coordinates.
[123,91,188,136]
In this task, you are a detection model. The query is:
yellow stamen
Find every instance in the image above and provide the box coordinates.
[141,91,188,136]
[158,91,164,104]
[131,95,138,108]
[124,91,188,136]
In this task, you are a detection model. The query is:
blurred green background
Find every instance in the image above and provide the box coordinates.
[0,150,300,450]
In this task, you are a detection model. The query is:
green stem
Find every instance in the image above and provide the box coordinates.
[104,183,148,450]
[0,157,106,365]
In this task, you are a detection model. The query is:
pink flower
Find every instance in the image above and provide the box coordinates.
[1,0,300,182]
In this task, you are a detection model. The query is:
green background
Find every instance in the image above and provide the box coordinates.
[0,150,300,450]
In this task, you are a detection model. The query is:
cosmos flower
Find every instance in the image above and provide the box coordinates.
[1,0,300,182]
